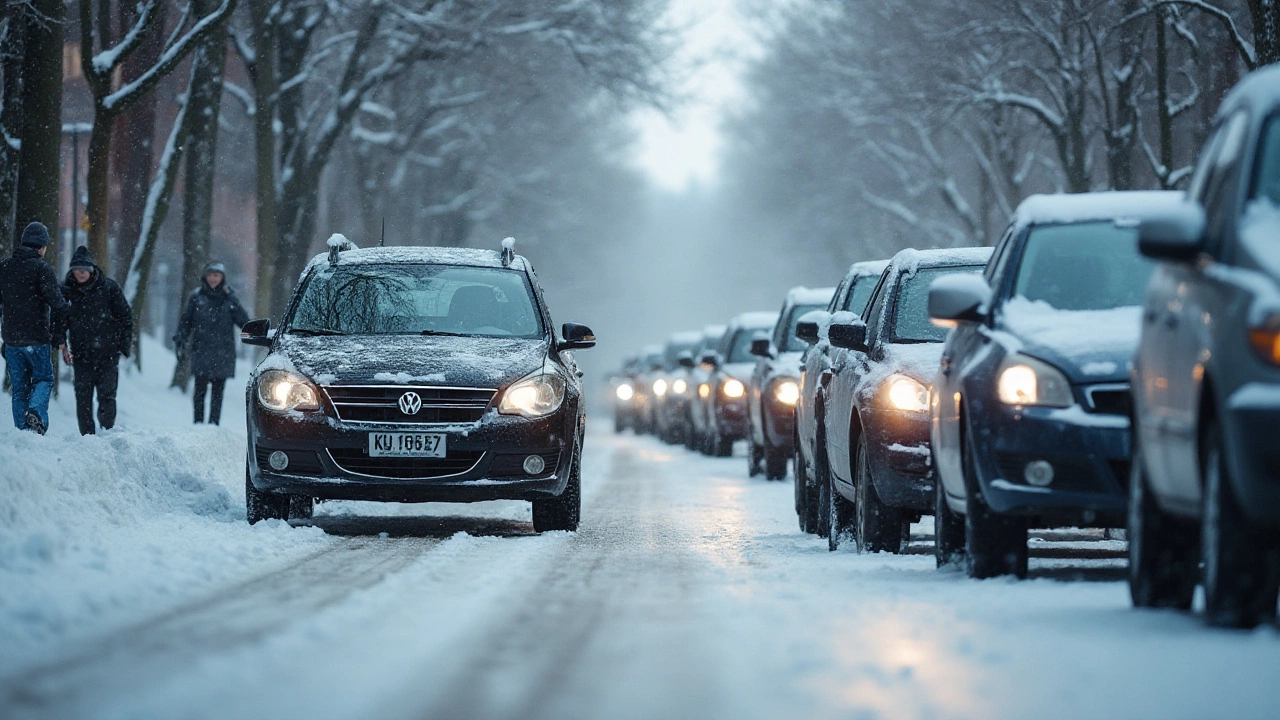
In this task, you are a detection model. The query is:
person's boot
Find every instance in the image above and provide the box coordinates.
[24,411,46,435]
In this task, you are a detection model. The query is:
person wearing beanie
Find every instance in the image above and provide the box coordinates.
[52,246,133,435]
[173,262,248,425]
[0,221,70,434]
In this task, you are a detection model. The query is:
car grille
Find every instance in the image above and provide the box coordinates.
[327,447,485,479]
[1085,384,1132,416]
[322,385,496,424]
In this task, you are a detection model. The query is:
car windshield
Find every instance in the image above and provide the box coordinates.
[892,265,985,342]
[664,341,699,369]
[289,264,542,337]
[843,276,879,315]
[1253,115,1280,204]
[779,304,826,352]
[725,329,764,363]
[1012,222,1152,311]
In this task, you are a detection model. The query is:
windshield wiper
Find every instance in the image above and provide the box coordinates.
[290,328,348,337]
[420,329,467,337]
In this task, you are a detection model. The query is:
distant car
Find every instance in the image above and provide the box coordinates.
[686,324,727,451]
[928,191,1182,578]
[632,345,664,435]
[654,331,704,444]
[1130,66,1280,628]
[748,287,835,480]
[704,312,779,456]
[240,238,594,532]
[816,247,992,552]
[795,260,889,535]
[611,356,642,434]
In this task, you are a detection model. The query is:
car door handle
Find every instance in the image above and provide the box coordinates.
[940,355,953,376]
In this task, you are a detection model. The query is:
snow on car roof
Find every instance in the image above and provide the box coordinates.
[668,331,706,346]
[702,324,728,338]
[890,246,993,275]
[730,311,781,330]
[304,245,529,275]
[1012,191,1184,228]
[847,259,890,277]
[1218,64,1280,119]
[786,286,836,306]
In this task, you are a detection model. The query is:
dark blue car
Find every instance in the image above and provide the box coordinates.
[928,191,1184,578]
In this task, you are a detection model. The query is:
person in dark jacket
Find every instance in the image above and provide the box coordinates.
[173,262,249,424]
[0,222,70,434]
[53,246,133,435]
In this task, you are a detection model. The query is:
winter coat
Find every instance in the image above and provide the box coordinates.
[0,246,70,347]
[174,281,250,379]
[54,267,134,362]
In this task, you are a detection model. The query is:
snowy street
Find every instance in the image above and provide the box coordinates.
[2,351,1279,720]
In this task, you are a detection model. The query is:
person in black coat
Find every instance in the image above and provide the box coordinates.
[0,222,70,434]
[173,262,249,425]
[53,246,133,435]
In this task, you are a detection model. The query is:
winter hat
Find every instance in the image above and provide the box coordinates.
[68,246,96,271]
[19,222,50,248]
[203,262,227,277]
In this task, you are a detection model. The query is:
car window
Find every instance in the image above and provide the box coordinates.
[1251,113,1280,204]
[1186,123,1226,203]
[724,329,762,363]
[1011,222,1153,311]
[290,264,543,338]
[841,275,878,314]
[777,303,827,352]
[985,225,1016,284]
[891,265,985,343]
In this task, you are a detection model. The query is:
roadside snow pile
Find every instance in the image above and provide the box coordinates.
[0,336,332,675]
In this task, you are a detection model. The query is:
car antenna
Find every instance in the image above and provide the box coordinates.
[380,217,385,247]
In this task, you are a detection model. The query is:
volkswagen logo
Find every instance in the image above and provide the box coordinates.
[398,391,423,416]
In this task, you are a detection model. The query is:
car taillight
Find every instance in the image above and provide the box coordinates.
[1249,326,1280,365]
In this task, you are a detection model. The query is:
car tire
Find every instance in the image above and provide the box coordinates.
[1127,445,1197,609]
[962,433,1027,578]
[713,426,734,457]
[813,424,833,539]
[533,442,582,533]
[854,434,903,554]
[934,456,966,568]
[748,436,764,477]
[1200,421,1280,628]
[795,428,812,533]
[764,442,788,481]
[828,464,856,552]
[288,494,314,521]
[245,465,288,524]
[615,414,626,434]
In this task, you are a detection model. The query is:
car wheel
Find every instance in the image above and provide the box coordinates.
[748,436,764,477]
[795,428,811,533]
[615,414,626,434]
[828,461,857,551]
[934,453,966,568]
[962,432,1027,579]
[245,464,288,524]
[854,434,903,554]
[1128,445,1197,609]
[713,426,734,457]
[1200,421,1280,628]
[288,494,314,521]
[533,442,582,533]
[764,442,788,481]
[813,427,832,539]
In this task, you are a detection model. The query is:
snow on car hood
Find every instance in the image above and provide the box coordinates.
[856,342,944,404]
[271,334,549,388]
[766,351,805,381]
[721,361,755,383]
[997,298,1141,383]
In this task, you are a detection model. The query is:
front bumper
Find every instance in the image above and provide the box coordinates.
[862,408,933,512]
[970,401,1129,524]
[715,397,748,439]
[1224,383,1280,527]
[247,400,578,503]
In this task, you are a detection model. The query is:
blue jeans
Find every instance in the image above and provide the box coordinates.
[5,344,54,430]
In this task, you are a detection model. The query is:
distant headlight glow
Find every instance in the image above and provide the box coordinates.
[499,372,566,418]
[257,370,320,412]
[615,383,634,401]
[653,378,668,397]
[885,374,929,413]
[773,379,800,405]
[673,379,688,395]
[698,383,710,399]
[721,378,745,399]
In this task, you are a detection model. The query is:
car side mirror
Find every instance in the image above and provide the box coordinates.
[560,322,596,350]
[699,351,719,369]
[241,318,272,347]
[828,318,868,352]
[1138,203,1208,261]
[795,310,827,345]
[677,351,695,368]
[749,333,773,358]
[928,275,991,328]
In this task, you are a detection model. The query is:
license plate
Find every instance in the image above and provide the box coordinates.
[368,433,446,458]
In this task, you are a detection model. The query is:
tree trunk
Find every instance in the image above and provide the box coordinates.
[1250,0,1280,67]
[0,1,25,253]
[84,105,115,273]
[250,0,280,322]
[15,0,63,266]
[1156,6,1176,188]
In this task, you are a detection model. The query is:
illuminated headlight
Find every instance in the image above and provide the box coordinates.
[773,379,800,405]
[996,355,1073,407]
[885,374,929,413]
[616,383,634,401]
[653,378,668,397]
[257,370,320,412]
[698,383,710,399]
[673,379,688,395]
[499,372,566,418]
[1249,314,1280,365]
[721,378,745,398]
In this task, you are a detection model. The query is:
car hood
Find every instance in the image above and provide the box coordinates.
[271,334,550,388]
[721,361,754,383]
[855,342,943,404]
[768,351,805,380]
[997,298,1141,383]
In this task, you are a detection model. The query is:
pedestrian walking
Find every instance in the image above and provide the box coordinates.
[54,246,133,435]
[0,222,71,434]
[173,262,249,425]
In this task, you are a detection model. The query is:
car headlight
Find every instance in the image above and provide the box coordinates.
[1249,314,1280,365]
[698,383,710,399]
[673,378,688,395]
[885,374,929,413]
[653,378,668,397]
[499,372,566,418]
[773,379,800,405]
[257,370,320,412]
[722,378,745,398]
[996,355,1073,407]
[616,383,634,401]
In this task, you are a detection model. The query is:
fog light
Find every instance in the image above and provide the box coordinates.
[523,455,546,475]
[1024,460,1054,487]
[268,451,290,471]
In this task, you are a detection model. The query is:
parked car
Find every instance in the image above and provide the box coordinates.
[1129,66,1280,628]
[748,287,835,480]
[655,331,704,444]
[816,247,992,552]
[241,238,594,532]
[632,344,664,435]
[795,260,889,535]
[928,191,1182,578]
[704,312,780,456]
[687,324,727,451]
[611,355,642,434]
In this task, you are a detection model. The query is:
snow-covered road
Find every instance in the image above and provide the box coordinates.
[3,354,1280,719]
